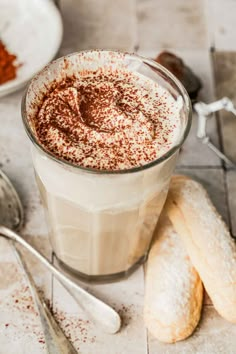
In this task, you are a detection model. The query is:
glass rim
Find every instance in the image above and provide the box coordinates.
[21,49,192,175]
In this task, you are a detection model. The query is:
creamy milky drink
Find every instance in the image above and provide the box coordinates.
[22,51,191,281]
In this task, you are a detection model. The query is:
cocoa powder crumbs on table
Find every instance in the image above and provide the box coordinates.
[53,307,96,350]
[38,339,45,344]
[0,271,46,349]
[118,304,135,326]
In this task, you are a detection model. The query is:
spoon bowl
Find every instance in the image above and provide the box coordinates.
[0,170,23,230]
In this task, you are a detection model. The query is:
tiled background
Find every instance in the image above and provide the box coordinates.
[0,0,236,353]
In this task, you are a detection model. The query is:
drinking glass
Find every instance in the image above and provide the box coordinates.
[22,51,191,281]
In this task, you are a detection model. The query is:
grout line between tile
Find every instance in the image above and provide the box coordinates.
[51,251,54,310]
[146,328,150,354]
[52,253,55,312]
[134,0,139,53]
[204,0,216,50]
[211,49,233,232]
[224,171,233,234]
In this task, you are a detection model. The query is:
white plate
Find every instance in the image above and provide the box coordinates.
[0,0,63,97]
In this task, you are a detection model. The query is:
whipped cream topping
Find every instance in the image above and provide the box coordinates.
[34,65,182,170]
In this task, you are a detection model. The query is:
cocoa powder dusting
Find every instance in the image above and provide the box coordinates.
[53,306,96,351]
[0,262,46,351]
[32,53,182,171]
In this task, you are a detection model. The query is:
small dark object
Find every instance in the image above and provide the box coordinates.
[155,51,202,101]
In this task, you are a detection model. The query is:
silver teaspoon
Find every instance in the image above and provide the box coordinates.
[0,169,121,334]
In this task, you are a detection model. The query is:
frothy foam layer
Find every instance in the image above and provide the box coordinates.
[33,52,182,170]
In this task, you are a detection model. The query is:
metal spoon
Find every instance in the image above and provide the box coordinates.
[0,169,121,334]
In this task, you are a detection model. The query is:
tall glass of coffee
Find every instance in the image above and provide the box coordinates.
[22,51,191,281]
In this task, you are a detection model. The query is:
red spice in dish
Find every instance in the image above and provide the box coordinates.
[0,40,18,85]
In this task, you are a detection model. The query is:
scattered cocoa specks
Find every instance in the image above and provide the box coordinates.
[0,266,46,350]
[118,304,135,326]
[53,306,97,351]
[1,261,99,351]
[38,339,45,344]
[9,285,38,316]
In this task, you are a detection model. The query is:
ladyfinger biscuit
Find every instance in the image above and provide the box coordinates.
[166,175,236,323]
[144,215,203,343]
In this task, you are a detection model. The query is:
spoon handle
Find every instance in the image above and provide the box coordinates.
[13,244,77,354]
[0,225,121,334]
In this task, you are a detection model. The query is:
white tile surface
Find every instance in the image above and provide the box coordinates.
[137,0,209,50]
[207,0,236,50]
[0,0,236,352]
[59,0,136,54]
